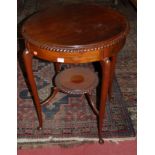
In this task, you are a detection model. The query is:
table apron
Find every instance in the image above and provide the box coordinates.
[26,39,126,63]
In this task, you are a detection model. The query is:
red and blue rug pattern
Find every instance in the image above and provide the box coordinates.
[17,59,135,140]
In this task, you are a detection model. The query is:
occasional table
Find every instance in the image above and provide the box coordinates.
[21,4,129,143]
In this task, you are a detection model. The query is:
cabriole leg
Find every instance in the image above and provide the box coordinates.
[23,49,43,129]
[98,58,111,144]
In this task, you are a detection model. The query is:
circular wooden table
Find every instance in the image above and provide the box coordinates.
[22,4,129,143]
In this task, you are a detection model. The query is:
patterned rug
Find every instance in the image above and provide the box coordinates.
[17,60,135,144]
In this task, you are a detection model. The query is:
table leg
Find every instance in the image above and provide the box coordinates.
[54,62,61,73]
[41,87,59,106]
[23,49,43,130]
[85,93,99,116]
[109,56,117,99]
[98,58,111,143]
[41,62,60,106]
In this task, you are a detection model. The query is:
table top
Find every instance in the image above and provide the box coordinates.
[22,4,129,52]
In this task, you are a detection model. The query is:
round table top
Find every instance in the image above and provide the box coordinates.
[22,4,129,52]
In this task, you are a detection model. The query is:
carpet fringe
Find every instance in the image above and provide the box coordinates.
[17,136,136,144]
